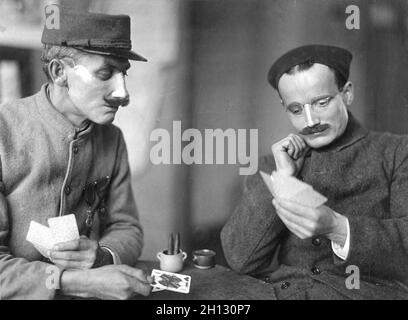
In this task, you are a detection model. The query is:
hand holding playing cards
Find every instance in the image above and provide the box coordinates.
[49,235,111,269]
[272,197,348,245]
[272,134,309,176]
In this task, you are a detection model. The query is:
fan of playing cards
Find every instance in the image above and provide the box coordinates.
[26,214,80,258]
[260,170,327,208]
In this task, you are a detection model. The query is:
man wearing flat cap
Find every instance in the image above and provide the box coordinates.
[0,6,152,299]
[221,44,408,299]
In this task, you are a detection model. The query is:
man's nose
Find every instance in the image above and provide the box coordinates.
[111,73,129,103]
[303,104,319,127]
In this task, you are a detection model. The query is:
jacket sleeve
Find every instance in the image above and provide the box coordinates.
[338,138,408,282]
[98,132,143,267]
[220,156,286,275]
[0,157,63,300]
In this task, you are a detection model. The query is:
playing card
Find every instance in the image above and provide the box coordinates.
[151,269,191,294]
[26,221,55,257]
[261,170,306,199]
[271,171,310,200]
[26,215,80,257]
[260,170,327,208]
[48,214,79,244]
[291,185,328,208]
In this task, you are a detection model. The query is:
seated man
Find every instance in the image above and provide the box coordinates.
[221,44,408,299]
[0,6,152,299]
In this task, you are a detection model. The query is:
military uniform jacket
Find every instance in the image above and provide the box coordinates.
[0,84,143,299]
[221,114,408,299]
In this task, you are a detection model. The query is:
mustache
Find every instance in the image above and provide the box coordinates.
[105,98,129,108]
[300,123,330,135]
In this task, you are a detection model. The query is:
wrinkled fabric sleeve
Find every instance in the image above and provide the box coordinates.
[98,132,143,267]
[337,139,408,282]
[221,156,286,275]
[0,156,63,300]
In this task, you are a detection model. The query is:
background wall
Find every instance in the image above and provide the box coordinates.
[1,0,407,265]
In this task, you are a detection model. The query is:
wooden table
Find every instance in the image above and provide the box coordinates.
[134,261,276,300]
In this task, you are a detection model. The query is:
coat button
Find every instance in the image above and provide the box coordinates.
[312,237,321,246]
[264,276,270,283]
[64,185,71,195]
[281,281,290,290]
[73,146,79,154]
[311,266,321,275]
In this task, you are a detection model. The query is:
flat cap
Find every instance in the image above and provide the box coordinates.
[41,5,147,62]
[267,45,352,89]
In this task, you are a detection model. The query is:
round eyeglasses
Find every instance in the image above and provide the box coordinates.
[284,92,342,116]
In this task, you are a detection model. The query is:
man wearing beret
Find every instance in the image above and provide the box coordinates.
[0,6,152,299]
[221,44,408,299]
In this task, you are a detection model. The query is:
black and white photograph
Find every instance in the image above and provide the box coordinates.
[1,0,408,307]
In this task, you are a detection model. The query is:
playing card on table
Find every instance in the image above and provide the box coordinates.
[151,269,191,294]
[261,170,327,208]
[48,214,79,244]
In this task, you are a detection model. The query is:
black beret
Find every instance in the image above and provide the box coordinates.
[41,5,147,62]
[267,45,352,89]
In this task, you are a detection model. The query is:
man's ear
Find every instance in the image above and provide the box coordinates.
[48,59,68,87]
[342,81,354,106]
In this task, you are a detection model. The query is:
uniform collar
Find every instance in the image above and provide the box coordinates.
[35,83,93,140]
[312,112,368,154]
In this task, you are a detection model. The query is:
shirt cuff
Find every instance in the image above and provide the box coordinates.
[101,246,121,265]
[331,217,350,260]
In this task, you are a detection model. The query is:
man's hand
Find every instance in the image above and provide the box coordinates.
[272,197,348,245]
[49,235,112,270]
[60,265,153,300]
[271,134,309,176]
